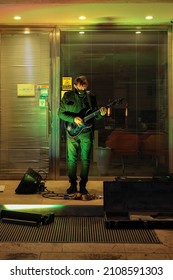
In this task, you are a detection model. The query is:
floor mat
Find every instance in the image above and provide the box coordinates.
[0,217,160,243]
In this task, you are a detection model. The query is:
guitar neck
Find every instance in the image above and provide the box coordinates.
[84,109,100,123]
[83,98,124,123]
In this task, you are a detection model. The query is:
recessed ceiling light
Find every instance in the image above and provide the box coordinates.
[24,28,30,34]
[14,16,21,20]
[79,16,86,20]
[145,15,153,20]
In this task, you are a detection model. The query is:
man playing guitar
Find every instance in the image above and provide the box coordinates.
[58,75,107,195]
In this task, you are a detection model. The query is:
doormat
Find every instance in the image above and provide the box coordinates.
[0,217,160,243]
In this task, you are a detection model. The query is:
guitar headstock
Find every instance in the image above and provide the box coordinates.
[107,98,125,107]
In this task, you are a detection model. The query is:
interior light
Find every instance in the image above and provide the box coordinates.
[107,107,111,117]
[145,15,153,20]
[79,31,85,34]
[14,16,21,20]
[79,16,86,20]
[24,28,30,34]
[136,31,141,34]
[125,104,128,118]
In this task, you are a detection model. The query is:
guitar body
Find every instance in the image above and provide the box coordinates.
[65,109,93,137]
[64,97,124,138]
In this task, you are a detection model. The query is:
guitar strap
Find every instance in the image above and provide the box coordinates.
[86,91,93,110]
[86,91,95,139]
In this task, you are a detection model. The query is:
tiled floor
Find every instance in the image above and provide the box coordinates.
[0,179,173,260]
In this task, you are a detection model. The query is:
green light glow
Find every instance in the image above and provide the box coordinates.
[3,204,64,211]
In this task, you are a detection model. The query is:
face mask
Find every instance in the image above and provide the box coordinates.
[77,89,86,96]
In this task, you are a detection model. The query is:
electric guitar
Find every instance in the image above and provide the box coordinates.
[65,97,124,138]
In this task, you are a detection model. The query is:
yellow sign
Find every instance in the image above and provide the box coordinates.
[17,84,35,97]
[62,77,72,91]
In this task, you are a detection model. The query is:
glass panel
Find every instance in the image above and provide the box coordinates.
[0,31,50,178]
[60,29,168,177]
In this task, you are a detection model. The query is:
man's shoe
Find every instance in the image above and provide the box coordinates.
[66,185,77,194]
[80,187,88,195]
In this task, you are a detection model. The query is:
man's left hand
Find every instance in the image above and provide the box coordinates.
[100,107,107,116]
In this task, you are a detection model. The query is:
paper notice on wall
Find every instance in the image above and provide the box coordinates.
[17,84,35,96]
[62,77,72,90]
[0,185,5,192]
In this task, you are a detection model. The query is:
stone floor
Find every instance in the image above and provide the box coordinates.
[0,179,173,260]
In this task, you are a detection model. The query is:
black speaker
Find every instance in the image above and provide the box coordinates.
[15,168,44,194]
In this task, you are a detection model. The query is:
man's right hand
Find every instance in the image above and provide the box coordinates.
[74,117,83,126]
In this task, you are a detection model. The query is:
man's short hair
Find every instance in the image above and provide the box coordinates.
[74,76,88,86]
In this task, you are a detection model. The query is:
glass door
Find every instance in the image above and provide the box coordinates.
[59,28,168,177]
